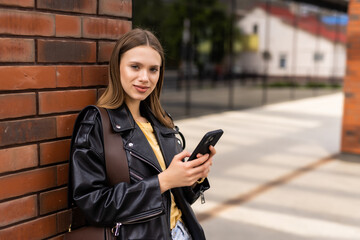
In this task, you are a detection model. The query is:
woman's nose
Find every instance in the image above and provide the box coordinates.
[139,69,149,81]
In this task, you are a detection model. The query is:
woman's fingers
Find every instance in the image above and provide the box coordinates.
[186,153,209,168]
[189,157,212,177]
[174,150,190,162]
[188,146,216,167]
[209,145,216,158]
[161,147,217,189]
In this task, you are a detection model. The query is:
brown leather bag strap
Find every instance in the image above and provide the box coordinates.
[66,106,130,232]
[98,107,130,185]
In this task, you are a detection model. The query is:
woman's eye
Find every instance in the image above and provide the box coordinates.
[150,68,159,73]
[131,65,139,70]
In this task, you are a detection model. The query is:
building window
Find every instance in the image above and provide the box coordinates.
[314,52,324,62]
[279,54,287,69]
[253,24,258,34]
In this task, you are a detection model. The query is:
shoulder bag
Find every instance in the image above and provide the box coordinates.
[64,107,130,240]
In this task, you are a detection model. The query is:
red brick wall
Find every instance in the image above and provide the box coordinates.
[342,0,360,154]
[0,0,132,239]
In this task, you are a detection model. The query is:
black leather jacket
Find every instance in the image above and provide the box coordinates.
[70,104,210,239]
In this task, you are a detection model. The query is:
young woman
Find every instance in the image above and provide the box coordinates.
[70,28,216,240]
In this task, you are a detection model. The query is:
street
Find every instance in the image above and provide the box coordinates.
[177,93,360,240]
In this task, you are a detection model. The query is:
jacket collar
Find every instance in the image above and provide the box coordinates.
[106,104,135,133]
[106,103,176,135]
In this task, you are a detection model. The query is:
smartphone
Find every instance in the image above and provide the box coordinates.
[187,129,223,161]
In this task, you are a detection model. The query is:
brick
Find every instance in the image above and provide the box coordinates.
[343,99,360,110]
[346,60,360,77]
[0,38,34,62]
[342,146,360,155]
[0,145,37,174]
[344,116,360,126]
[38,39,96,63]
[347,41,360,60]
[82,65,108,86]
[98,41,116,62]
[49,235,65,240]
[341,126,360,154]
[348,53,360,61]
[343,81,360,91]
[0,195,37,227]
[56,114,77,137]
[0,117,56,147]
[0,93,36,119]
[57,164,69,186]
[55,14,81,37]
[56,209,71,234]
[98,88,106,100]
[82,17,132,40]
[39,90,97,114]
[40,139,71,165]
[0,214,57,240]
[0,9,54,36]
[40,187,67,215]
[0,66,56,90]
[38,0,96,14]
[347,22,360,33]
[0,0,34,7]
[0,166,57,200]
[56,66,82,87]
[344,81,360,90]
[349,2,360,15]
[99,0,132,18]
[347,33,360,44]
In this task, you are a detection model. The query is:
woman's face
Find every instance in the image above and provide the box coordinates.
[119,45,162,105]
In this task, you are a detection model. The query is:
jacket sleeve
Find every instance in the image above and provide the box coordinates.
[70,108,165,226]
[181,179,210,205]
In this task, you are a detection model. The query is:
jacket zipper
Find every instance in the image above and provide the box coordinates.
[128,149,172,232]
[113,222,122,237]
[200,189,206,204]
[200,185,206,204]
[112,208,164,236]
[129,151,161,173]
[129,170,143,181]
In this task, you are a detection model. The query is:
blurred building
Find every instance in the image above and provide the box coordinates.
[236,3,346,80]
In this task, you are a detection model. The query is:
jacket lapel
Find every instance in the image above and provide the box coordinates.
[107,104,163,173]
[126,123,163,172]
[152,125,178,168]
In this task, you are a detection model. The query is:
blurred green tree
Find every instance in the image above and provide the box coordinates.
[133,0,234,70]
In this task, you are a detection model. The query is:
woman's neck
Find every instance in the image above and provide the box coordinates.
[126,99,148,123]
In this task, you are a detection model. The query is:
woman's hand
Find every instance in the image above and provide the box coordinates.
[158,146,216,193]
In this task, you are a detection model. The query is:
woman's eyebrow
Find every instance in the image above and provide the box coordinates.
[129,61,160,67]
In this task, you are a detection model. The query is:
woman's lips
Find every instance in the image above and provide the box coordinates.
[134,85,149,93]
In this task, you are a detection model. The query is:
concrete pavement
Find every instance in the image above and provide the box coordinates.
[176,92,360,240]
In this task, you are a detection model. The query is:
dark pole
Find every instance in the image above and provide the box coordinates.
[228,0,236,110]
[262,0,271,105]
[313,9,322,96]
[331,12,340,88]
[184,3,192,116]
[290,3,299,100]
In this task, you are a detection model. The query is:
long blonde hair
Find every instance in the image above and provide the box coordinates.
[97,28,174,128]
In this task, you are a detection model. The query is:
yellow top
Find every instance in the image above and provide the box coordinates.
[136,121,182,230]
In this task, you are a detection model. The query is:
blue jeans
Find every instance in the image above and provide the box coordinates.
[171,220,192,240]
